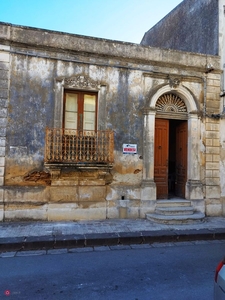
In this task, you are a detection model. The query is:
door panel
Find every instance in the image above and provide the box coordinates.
[154,119,169,199]
[175,121,187,198]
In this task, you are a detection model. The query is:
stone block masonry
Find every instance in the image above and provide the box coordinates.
[205,116,221,215]
[204,74,221,211]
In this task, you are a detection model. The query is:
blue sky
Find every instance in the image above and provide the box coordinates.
[0,0,182,43]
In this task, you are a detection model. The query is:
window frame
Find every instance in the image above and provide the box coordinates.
[53,75,107,131]
[63,90,98,131]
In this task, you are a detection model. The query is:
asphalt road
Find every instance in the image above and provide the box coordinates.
[0,240,224,300]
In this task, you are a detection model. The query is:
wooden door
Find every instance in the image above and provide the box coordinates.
[154,119,169,199]
[175,121,187,198]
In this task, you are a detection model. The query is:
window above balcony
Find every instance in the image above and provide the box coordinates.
[44,75,113,173]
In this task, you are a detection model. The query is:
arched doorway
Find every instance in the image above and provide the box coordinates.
[154,93,188,199]
[141,84,203,207]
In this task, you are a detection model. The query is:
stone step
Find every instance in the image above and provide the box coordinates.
[155,206,194,216]
[146,212,205,225]
[156,199,191,207]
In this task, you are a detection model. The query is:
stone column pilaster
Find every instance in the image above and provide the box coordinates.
[186,113,203,200]
[141,108,156,201]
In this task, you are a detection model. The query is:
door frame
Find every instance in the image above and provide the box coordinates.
[141,84,203,201]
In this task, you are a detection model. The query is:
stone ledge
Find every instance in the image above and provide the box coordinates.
[146,212,205,225]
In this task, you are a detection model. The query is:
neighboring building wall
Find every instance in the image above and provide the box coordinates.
[219,0,225,64]
[141,0,219,55]
[0,22,222,221]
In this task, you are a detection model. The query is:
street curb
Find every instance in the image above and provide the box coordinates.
[0,228,225,252]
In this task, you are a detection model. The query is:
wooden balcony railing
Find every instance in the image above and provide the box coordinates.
[44,128,114,164]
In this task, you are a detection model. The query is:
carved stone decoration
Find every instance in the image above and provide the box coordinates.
[156,93,187,113]
[64,75,101,90]
[169,77,180,88]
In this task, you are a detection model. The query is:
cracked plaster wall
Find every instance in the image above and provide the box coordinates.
[6,52,146,186]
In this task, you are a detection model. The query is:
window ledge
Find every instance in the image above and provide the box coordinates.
[44,162,113,181]
[45,162,113,169]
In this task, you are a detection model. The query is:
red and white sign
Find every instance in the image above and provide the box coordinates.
[123,144,137,154]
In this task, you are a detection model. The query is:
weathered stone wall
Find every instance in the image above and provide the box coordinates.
[6,54,145,184]
[141,0,219,56]
[0,22,223,221]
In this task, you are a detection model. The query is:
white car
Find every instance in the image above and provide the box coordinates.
[214,259,225,299]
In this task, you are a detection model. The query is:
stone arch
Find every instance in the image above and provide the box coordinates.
[156,93,187,113]
[148,85,198,113]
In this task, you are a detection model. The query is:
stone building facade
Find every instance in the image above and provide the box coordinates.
[141,0,225,219]
[0,8,223,221]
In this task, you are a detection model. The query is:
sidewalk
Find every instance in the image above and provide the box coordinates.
[0,217,225,252]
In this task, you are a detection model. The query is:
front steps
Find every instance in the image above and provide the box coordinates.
[146,199,205,225]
